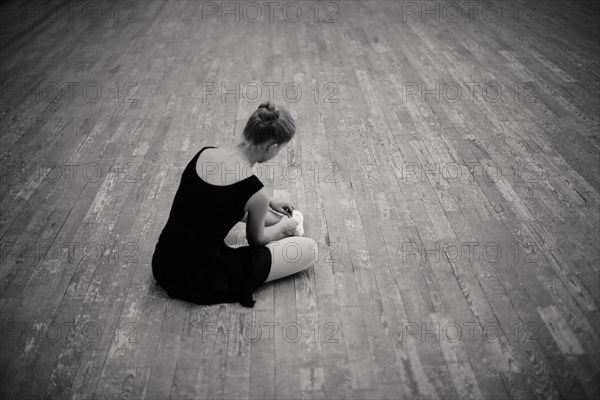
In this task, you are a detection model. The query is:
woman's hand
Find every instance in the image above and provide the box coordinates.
[269,198,294,218]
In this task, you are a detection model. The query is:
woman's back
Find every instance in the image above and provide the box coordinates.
[166,146,264,241]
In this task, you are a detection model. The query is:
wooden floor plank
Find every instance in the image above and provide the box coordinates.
[1,1,598,399]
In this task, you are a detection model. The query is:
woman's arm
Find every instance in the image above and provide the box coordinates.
[246,190,290,246]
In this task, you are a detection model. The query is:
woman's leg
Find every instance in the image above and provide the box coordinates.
[264,236,318,282]
[240,207,283,227]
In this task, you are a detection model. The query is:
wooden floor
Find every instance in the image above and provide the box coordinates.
[1,0,599,399]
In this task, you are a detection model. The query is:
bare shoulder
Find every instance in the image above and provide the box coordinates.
[196,147,215,168]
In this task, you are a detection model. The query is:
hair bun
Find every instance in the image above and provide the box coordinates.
[257,101,279,121]
[258,101,275,111]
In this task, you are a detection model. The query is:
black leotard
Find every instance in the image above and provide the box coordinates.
[151,146,272,307]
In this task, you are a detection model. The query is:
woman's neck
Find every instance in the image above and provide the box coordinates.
[231,141,263,165]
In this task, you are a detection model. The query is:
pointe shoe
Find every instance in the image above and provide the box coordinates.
[291,210,304,236]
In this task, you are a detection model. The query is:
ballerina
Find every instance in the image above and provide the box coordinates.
[151,101,318,307]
